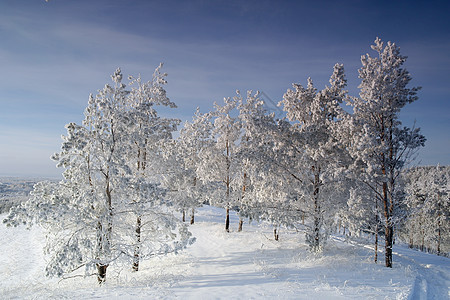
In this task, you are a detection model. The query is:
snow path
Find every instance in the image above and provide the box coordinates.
[394,247,450,300]
[332,235,450,300]
[0,206,448,299]
[169,207,298,299]
[172,223,270,298]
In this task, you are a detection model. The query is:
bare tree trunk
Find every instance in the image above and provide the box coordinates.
[96,263,108,284]
[274,227,279,241]
[132,216,141,272]
[190,208,195,225]
[313,209,320,249]
[383,174,394,268]
[225,208,230,232]
[374,225,378,263]
[380,134,394,268]
[437,223,441,255]
[386,126,397,268]
[382,181,393,268]
[421,226,425,252]
[225,139,231,232]
[89,155,109,283]
[182,210,186,222]
[191,177,197,225]
[238,170,247,233]
[97,171,113,282]
[238,165,248,233]
[375,197,379,263]
[385,224,393,267]
[312,168,321,251]
[437,201,441,255]
[133,144,146,272]
[132,214,142,272]
[95,211,111,283]
[95,221,108,284]
[420,239,424,252]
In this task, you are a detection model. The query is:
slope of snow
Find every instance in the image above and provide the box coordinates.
[0,205,448,299]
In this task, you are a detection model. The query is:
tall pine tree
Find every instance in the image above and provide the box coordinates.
[347,38,425,267]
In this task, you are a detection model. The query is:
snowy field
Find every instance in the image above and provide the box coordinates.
[0,205,448,299]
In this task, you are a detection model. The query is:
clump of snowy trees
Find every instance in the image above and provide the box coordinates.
[4,65,194,283]
[170,37,432,266]
[4,37,446,281]
[400,166,449,255]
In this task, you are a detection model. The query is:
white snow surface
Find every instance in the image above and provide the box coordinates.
[1,205,448,299]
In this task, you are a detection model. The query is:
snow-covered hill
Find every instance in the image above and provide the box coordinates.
[0,205,448,299]
[0,177,46,214]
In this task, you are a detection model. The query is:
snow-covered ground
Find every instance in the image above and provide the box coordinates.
[0,205,448,299]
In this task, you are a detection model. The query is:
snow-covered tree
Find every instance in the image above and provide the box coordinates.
[163,108,215,224]
[196,97,242,232]
[276,63,350,252]
[4,66,193,283]
[123,64,181,272]
[346,38,425,267]
[402,166,449,255]
[235,91,298,237]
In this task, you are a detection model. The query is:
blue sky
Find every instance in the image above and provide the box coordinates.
[0,0,449,178]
